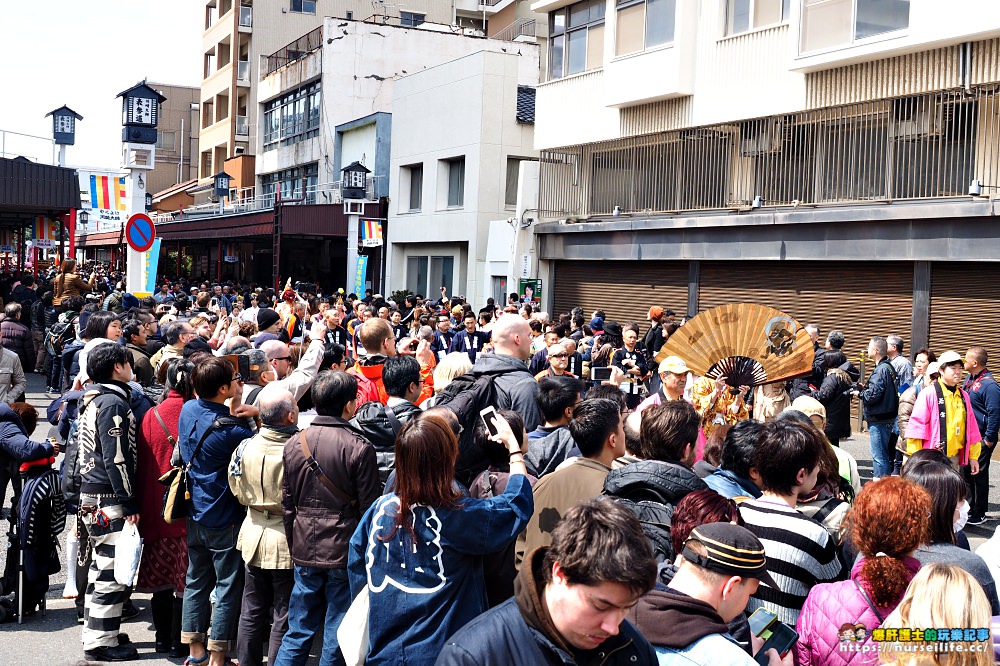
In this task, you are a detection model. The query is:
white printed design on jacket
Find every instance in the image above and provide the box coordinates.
[366,497,445,594]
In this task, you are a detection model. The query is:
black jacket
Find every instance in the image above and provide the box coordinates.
[859,358,899,423]
[437,547,657,665]
[471,353,541,432]
[349,400,421,485]
[811,370,853,439]
[0,317,34,372]
[76,382,139,514]
[602,460,708,563]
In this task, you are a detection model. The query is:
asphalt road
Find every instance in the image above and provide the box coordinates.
[0,374,996,665]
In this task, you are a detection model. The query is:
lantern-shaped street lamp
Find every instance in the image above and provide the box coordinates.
[117,80,166,144]
[213,171,233,213]
[341,161,371,201]
[46,106,83,146]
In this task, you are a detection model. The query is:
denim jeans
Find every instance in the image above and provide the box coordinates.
[868,422,894,479]
[181,520,245,654]
[273,566,351,666]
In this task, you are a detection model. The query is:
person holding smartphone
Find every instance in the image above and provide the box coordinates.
[629,522,792,666]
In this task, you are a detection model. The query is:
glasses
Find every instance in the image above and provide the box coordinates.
[271,356,292,362]
[549,353,569,359]
[231,373,242,383]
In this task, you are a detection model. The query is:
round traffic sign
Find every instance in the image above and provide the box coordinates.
[125,213,156,253]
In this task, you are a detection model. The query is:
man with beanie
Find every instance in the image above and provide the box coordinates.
[629,522,791,666]
[255,308,282,348]
[438,499,658,665]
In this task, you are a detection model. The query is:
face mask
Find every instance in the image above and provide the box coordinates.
[954,500,970,532]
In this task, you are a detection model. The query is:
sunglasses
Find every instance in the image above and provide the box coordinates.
[271,356,292,362]
[549,353,569,359]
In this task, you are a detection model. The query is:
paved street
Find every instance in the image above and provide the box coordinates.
[0,373,997,664]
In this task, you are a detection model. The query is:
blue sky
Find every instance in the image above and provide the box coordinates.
[0,1,202,169]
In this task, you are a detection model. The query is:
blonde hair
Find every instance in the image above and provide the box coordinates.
[879,564,992,666]
[432,352,473,394]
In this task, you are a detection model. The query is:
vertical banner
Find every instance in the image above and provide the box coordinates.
[141,238,162,295]
[89,175,127,227]
[0,229,14,255]
[360,219,384,247]
[354,255,368,296]
[33,216,59,249]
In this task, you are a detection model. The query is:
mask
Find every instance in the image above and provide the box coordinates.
[954,499,970,532]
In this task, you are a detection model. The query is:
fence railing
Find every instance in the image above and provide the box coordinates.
[492,18,535,42]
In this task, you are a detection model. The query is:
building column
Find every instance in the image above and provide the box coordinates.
[687,260,700,319]
[911,261,931,354]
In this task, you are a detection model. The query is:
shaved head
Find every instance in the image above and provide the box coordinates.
[258,388,297,426]
[492,314,532,360]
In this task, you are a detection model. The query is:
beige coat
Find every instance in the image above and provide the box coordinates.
[229,426,293,569]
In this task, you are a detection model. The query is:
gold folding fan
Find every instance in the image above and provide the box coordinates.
[653,303,815,387]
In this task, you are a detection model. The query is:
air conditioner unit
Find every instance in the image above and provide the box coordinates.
[890,99,944,140]
[740,120,784,156]
[234,146,246,155]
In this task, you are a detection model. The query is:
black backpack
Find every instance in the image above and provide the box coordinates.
[45,315,77,357]
[432,368,511,487]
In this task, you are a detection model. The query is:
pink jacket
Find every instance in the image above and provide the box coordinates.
[795,557,920,666]
[905,383,982,466]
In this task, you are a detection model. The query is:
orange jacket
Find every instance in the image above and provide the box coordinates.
[349,358,434,409]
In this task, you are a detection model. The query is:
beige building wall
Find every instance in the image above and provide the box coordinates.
[147,83,200,196]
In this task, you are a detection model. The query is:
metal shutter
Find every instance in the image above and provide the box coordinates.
[698,261,914,364]
[929,263,1000,363]
[552,260,689,326]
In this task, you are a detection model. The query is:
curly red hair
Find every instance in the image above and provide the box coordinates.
[849,477,930,608]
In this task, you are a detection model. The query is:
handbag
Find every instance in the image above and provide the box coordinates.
[158,415,238,524]
[337,584,370,666]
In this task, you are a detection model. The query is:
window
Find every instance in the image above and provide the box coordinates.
[400,12,425,27]
[156,130,176,151]
[549,0,604,79]
[616,0,675,56]
[260,163,319,203]
[406,257,428,296]
[289,0,316,14]
[725,0,789,36]
[263,82,321,151]
[446,157,465,207]
[506,157,529,207]
[800,0,909,53]
[346,11,353,19]
[404,164,423,211]
[406,255,455,296]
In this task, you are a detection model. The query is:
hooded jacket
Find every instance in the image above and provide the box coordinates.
[525,426,577,478]
[471,352,542,432]
[350,354,433,407]
[438,547,657,665]
[0,402,55,510]
[630,584,753,666]
[602,460,708,562]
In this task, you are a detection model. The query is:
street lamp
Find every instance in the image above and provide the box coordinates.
[145,193,153,212]
[117,80,166,144]
[213,171,233,214]
[341,161,371,201]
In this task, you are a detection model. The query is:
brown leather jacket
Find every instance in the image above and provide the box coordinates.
[281,415,380,568]
[52,272,95,306]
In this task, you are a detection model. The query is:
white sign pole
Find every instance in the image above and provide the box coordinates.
[123,143,155,294]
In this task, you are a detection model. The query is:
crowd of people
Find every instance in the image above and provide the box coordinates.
[0,263,997,666]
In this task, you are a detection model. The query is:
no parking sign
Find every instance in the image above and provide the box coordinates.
[125,213,156,253]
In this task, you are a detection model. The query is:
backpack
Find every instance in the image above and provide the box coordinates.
[44,316,77,357]
[432,367,511,487]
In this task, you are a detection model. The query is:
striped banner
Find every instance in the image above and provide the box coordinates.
[33,216,59,249]
[223,243,239,262]
[360,219,383,247]
[89,175,127,224]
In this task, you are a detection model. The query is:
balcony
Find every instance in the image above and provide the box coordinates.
[238,5,252,29]
[236,116,249,137]
[538,87,1000,219]
[492,18,536,42]
[264,26,323,77]
[237,60,250,83]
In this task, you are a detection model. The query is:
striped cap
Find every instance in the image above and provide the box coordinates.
[681,522,777,589]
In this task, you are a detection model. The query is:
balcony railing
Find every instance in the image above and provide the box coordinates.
[239,5,252,27]
[539,86,1000,218]
[237,60,250,82]
[263,26,322,77]
[235,116,249,137]
[152,176,386,222]
[492,18,535,43]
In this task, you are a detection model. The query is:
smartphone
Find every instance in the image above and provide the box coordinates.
[748,608,778,637]
[480,406,500,438]
[591,366,613,382]
[210,297,219,308]
[754,622,798,665]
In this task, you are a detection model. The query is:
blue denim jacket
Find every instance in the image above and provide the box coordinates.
[348,474,533,666]
[178,399,254,529]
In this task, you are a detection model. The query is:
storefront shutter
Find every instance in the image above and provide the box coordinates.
[928,263,1000,364]
[552,260,689,327]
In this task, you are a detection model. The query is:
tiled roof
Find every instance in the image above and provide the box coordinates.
[516,86,535,124]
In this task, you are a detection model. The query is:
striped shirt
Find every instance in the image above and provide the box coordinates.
[739,498,843,625]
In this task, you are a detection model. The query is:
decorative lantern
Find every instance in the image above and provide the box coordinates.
[341,161,371,201]
[117,81,167,144]
[46,106,84,146]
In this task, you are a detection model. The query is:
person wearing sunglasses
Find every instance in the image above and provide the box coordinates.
[535,341,575,381]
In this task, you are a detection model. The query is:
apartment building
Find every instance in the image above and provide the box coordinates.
[147,83,200,197]
[386,49,540,309]
[529,0,1000,363]
[197,0,452,187]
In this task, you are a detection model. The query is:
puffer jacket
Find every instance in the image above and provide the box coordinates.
[812,368,852,439]
[795,556,920,666]
[471,352,541,432]
[602,459,708,563]
[349,399,422,485]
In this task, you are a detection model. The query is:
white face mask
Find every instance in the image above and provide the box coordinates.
[954,500,971,532]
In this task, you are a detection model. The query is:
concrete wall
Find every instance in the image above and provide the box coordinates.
[386,49,539,308]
